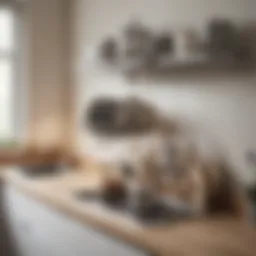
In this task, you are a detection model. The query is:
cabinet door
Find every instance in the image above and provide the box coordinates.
[4,184,147,256]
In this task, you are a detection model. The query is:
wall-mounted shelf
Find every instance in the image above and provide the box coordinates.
[119,57,255,79]
[97,19,256,79]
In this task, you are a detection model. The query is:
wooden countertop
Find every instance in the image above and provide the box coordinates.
[1,168,256,256]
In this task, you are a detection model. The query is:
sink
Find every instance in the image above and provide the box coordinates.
[73,188,193,225]
[20,164,67,178]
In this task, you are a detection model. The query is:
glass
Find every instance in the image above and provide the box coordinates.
[0,59,13,140]
[0,8,14,51]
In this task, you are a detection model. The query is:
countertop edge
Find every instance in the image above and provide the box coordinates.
[0,169,163,255]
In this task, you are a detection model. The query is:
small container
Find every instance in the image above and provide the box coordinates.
[99,37,119,64]
[101,176,127,206]
[154,33,174,56]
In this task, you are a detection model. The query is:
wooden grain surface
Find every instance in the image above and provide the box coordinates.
[1,169,256,256]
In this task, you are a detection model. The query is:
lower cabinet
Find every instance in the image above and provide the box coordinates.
[4,184,147,256]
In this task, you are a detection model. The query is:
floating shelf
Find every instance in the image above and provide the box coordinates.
[121,56,256,79]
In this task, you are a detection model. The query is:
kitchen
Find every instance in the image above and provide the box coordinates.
[1,0,256,256]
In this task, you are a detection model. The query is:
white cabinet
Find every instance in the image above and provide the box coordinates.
[4,184,147,256]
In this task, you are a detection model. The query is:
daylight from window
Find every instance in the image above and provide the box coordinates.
[0,8,14,142]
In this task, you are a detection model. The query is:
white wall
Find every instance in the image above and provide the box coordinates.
[73,0,256,185]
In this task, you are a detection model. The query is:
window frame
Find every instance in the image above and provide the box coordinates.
[0,1,27,148]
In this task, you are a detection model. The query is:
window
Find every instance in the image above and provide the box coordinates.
[0,4,20,148]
